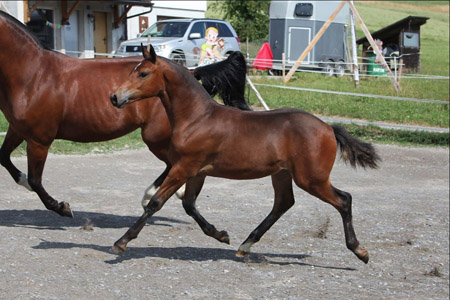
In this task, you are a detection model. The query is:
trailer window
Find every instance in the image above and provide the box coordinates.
[295,3,313,17]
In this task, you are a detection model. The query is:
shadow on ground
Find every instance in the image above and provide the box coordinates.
[0,209,187,230]
[32,239,356,271]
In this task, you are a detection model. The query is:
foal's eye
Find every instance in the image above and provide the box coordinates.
[139,72,149,78]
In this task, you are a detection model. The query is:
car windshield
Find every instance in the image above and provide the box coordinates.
[141,21,190,38]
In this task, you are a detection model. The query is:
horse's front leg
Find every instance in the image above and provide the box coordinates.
[0,127,31,190]
[112,166,188,254]
[26,140,73,217]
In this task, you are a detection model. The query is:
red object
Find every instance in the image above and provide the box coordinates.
[252,42,273,70]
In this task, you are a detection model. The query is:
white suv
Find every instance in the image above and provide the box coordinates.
[115,19,241,67]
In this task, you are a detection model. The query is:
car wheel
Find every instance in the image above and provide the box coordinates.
[170,52,185,66]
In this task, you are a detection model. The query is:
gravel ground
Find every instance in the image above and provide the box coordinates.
[0,144,448,299]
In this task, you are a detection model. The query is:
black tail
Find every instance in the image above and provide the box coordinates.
[193,51,252,111]
[332,125,381,169]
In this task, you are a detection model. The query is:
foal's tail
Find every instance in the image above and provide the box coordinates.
[332,125,381,169]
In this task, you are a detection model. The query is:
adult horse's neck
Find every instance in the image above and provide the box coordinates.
[158,58,215,128]
[0,12,47,89]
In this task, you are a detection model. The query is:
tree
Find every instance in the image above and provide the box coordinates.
[213,0,270,41]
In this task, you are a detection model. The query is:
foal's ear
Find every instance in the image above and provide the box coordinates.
[141,43,156,63]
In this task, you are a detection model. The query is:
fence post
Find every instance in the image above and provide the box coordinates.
[350,0,360,88]
[397,58,403,86]
[282,52,286,82]
[348,1,401,92]
[393,56,397,81]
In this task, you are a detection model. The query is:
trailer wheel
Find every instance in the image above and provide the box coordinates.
[334,61,345,77]
[323,61,334,77]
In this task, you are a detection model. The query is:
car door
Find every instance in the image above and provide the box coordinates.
[206,21,238,56]
[186,21,206,67]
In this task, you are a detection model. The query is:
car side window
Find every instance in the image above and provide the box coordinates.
[190,22,205,38]
[217,23,233,37]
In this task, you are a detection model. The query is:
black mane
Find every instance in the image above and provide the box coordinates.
[193,52,251,111]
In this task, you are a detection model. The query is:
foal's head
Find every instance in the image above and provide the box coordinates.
[110,44,163,108]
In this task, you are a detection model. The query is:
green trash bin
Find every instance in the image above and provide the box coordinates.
[366,52,387,76]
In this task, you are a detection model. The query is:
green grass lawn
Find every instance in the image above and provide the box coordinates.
[249,74,449,128]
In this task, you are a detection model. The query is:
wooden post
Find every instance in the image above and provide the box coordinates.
[23,1,30,21]
[284,0,346,83]
[397,58,403,86]
[114,5,132,28]
[348,1,401,92]
[246,37,249,58]
[282,52,286,81]
[349,0,360,88]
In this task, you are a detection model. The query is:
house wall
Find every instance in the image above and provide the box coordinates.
[1,1,206,58]
[1,1,127,58]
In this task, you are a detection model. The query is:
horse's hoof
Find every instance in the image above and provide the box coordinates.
[236,250,249,258]
[110,244,126,255]
[218,230,230,244]
[59,202,74,218]
[355,246,369,264]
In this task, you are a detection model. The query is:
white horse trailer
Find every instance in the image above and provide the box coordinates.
[269,1,349,76]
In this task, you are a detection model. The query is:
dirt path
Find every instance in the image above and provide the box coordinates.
[0,144,448,299]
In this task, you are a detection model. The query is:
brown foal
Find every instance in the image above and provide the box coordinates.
[110,46,380,263]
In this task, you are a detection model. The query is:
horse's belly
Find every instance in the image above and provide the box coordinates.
[198,162,283,180]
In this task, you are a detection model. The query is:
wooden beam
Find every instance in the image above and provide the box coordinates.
[114,5,133,28]
[348,1,401,92]
[61,0,81,25]
[284,0,346,83]
[28,0,43,17]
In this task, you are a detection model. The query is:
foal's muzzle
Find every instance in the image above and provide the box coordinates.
[110,94,119,107]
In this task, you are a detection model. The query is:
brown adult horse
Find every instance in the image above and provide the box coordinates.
[0,11,249,217]
[110,45,380,263]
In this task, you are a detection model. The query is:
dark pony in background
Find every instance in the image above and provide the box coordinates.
[192,51,251,111]
[0,11,249,217]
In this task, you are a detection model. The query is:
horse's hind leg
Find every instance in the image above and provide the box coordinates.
[26,140,73,218]
[141,166,186,208]
[182,175,230,244]
[141,165,170,208]
[305,180,369,264]
[237,170,295,257]
[0,128,31,190]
